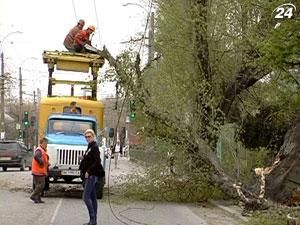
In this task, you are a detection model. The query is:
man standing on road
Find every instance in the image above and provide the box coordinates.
[63,19,85,51]
[30,137,49,204]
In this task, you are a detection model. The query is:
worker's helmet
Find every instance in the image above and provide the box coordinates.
[78,19,85,26]
[88,25,95,32]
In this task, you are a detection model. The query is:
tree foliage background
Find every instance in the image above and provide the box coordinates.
[130,0,300,156]
[109,0,300,202]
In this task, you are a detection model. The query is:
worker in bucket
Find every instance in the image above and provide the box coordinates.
[73,25,96,53]
[64,19,85,52]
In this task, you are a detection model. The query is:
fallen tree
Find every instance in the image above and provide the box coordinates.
[265,113,300,204]
[101,44,300,212]
[99,0,300,208]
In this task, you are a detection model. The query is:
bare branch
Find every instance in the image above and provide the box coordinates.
[120,36,148,44]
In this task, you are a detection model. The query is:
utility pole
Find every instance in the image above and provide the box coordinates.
[36,88,41,145]
[0,31,22,139]
[148,12,155,64]
[125,116,130,159]
[33,90,37,147]
[19,67,23,131]
[0,52,5,138]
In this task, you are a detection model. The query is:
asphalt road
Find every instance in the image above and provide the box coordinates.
[0,158,244,225]
[0,189,242,225]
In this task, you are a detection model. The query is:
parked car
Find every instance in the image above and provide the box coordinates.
[0,140,32,171]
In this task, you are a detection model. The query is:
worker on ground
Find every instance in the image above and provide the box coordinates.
[73,25,95,53]
[30,137,49,204]
[63,19,85,52]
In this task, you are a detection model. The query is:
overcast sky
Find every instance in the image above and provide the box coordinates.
[0,0,149,99]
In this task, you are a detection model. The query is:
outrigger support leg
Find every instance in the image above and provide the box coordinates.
[47,65,54,97]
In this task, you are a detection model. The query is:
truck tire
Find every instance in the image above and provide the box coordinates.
[96,177,105,199]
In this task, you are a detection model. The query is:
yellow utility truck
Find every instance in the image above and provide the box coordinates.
[40,50,106,198]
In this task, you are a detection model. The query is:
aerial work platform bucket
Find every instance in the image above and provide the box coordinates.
[42,50,105,99]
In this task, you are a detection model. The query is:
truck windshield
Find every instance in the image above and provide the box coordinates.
[47,119,94,135]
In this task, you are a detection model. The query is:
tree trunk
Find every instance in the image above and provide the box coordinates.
[194,122,300,209]
[264,113,300,203]
[179,140,270,214]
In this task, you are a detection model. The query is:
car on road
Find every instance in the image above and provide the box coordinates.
[0,140,32,171]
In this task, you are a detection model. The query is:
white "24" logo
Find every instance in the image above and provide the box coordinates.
[273,3,296,19]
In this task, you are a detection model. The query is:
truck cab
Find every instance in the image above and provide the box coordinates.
[46,114,105,182]
[38,97,106,197]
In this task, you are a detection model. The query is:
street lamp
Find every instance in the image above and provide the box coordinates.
[122,2,148,12]
[0,30,23,51]
[0,30,23,138]
[122,2,155,64]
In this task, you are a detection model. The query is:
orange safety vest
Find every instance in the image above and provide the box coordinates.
[31,146,49,176]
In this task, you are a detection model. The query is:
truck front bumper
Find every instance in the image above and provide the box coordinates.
[49,168,81,179]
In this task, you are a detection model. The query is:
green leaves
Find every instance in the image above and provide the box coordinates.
[260,19,300,68]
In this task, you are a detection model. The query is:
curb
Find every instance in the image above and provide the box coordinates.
[209,200,249,223]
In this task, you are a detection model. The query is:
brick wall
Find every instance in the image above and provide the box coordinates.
[103,97,141,146]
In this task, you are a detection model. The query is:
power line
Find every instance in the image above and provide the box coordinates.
[92,0,102,47]
[72,0,78,21]
[137,0,154,56]
[105,1,155,225]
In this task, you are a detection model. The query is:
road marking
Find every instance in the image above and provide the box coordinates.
[49,198,63,225]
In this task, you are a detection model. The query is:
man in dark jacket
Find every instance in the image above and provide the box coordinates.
[63,19,85,51]
[79,129,105,225]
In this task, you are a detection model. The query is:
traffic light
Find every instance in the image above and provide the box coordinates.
[129,112,136,119]
[23,111,29,128]
[129,100,136,120]
[30,116,36,127]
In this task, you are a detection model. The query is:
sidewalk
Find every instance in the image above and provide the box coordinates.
[209,200,249,223]
[104,156,142,186]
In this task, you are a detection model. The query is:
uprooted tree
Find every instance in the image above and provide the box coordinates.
[265,115,300,204]
[100,0,300,208]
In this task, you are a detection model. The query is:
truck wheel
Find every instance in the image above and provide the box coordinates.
[96,177,105,199]
[2,167,7,172]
